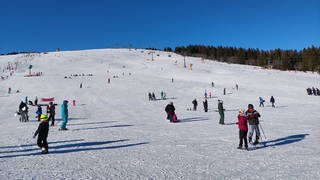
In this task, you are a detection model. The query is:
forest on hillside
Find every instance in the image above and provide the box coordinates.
[167,45,320,73]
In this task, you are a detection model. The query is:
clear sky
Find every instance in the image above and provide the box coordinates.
[1,0,319,54]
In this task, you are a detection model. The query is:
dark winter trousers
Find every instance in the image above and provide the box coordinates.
[239,130,248,148]
[219,111,224,124]
[37,138,48,149]
[48,114,55,126]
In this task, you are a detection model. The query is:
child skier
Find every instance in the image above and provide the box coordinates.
[237,109,248,150]
[33,114,49,154]
[36,105,42,121]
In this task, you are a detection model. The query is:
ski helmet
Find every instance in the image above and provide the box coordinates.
[40,114,48,121]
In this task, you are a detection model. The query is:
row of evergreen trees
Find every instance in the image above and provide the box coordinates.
[168,45,320,73]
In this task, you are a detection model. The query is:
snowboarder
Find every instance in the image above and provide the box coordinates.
[270,96,275,108]
[246,104,261,145]
[237,109,248,150]
[48,102,55,126]
[259,97,265,107]
[165,102,177,122]
[192,99,198,111]
[33,114,49,154]
[36,105,42,121]
[203,99,208,112]
[59,100,69,130]
[218,100,225,125]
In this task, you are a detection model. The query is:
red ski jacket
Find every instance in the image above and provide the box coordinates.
[238,115,248,131]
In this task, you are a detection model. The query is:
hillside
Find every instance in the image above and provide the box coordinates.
[0,48,319,179]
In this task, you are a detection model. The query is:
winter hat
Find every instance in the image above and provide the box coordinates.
[40,114,48,121]
[248,104,254,109]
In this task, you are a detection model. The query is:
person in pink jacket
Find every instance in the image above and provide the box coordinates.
[237,109,248,150]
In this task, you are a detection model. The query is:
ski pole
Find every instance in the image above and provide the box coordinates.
[259,124,267,139]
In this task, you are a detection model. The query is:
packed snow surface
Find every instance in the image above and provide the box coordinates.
[0,49,319,179]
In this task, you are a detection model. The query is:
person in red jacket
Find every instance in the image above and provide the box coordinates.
[237,109,248,150]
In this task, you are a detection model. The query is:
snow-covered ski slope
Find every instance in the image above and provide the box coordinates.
[0,48,319,179]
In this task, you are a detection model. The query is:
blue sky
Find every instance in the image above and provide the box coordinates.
[1,0,319,53]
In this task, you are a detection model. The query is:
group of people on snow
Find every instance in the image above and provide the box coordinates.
[259,96,276,108]
[237,104,261,150]
[16,98,69,154]
[306,87,320,96]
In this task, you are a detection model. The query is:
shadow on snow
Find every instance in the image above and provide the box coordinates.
[250,133,309,151]
[0,139,149,158]
[179,116,210,123]
[71,124,133,131]
[68,121,118,126]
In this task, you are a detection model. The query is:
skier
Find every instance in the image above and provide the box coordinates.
[161,91,164,100]
[33,114,49,154]
[152,92,156,100]
[209,92,212,98]
[59,100,69,130]
[34,96,38,105]
[203,98,208,112]
[218,100,225,125]
[148,92,152,101]
[204,91,208,99]
[192,99,198,111]
[80,83,82,88]
[270,96,275,108]
[165,102,176,122]
[246,104,261,145]
[211,82,214,87]
[36,105,42,121]
[8,87,11,94]
[306,88,312,95]
[223,88,226,95]
[236,84,239,90]
[312,87,316,96]
[18,101,28,122]
[48,102,55,126]
[107,78,110,84]
[237,109,248,150]
[259,97,265,107]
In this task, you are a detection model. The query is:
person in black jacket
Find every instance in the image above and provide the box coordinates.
[47,102,56,126]
[245,104,261,145]
[192,99,198,111]
[270,96,275,108]
[33,114,49,154]
[203,99,208,112]
[165,102,175,122]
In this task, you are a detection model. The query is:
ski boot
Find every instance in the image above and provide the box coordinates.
[41,148,48,154]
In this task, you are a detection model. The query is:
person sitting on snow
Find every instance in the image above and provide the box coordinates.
[165,102,175,122]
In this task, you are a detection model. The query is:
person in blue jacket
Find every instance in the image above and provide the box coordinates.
[59,100,69,130]
[36,105,42,121]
